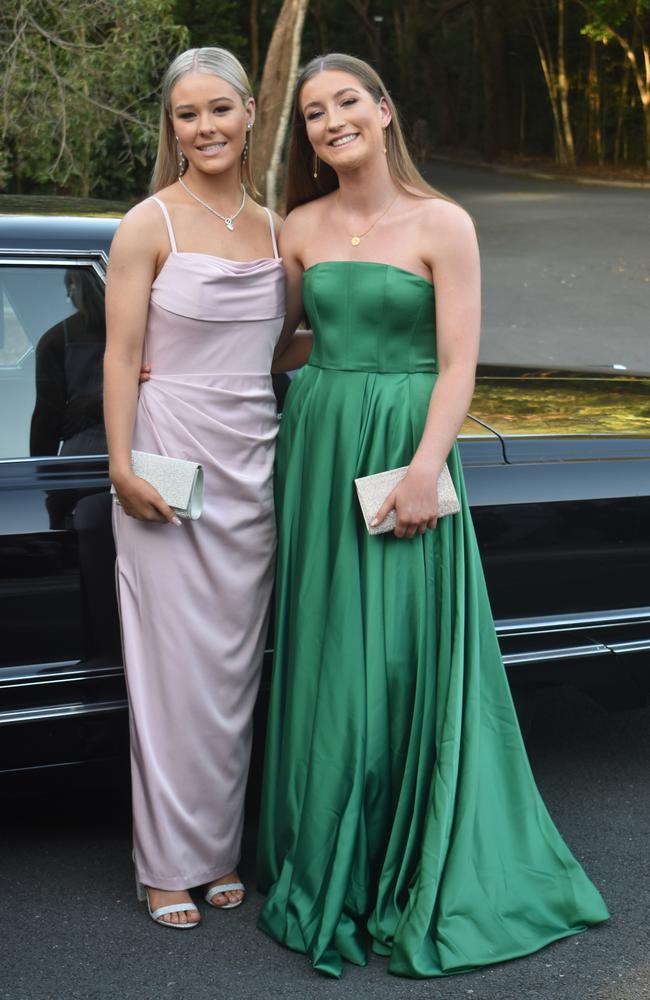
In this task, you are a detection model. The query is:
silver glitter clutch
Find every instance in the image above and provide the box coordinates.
[111,450,204,520]
[355,463,459,535]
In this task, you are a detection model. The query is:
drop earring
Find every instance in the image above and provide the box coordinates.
[176,137,187,177]
[313,153,319,179]
[242,122,251,163]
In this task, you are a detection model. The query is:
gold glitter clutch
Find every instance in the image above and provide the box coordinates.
[354,464,459,535]
[111,450,204,520]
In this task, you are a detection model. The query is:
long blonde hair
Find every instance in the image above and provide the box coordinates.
[286,53,451,214]
[150,47,258,196]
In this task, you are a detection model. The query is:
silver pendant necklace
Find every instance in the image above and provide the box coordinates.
[179,177,246,231]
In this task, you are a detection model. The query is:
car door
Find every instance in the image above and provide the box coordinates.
[0,251,128,784]
[468,369,650,696]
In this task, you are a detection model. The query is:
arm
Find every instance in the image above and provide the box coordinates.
[30,324,66,455]
[374,201,480,539]
[103,203,177,524]
[271,209,313,373]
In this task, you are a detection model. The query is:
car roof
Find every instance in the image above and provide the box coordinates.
[0,214,120,254]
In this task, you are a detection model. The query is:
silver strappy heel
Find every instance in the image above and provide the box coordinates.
[204,880,245,910]
[136,877,201,929]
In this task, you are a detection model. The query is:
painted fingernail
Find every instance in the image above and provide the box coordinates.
[171,516,182,526]
[370,517,378,526]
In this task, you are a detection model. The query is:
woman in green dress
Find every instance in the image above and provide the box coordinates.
[258,53,608,978]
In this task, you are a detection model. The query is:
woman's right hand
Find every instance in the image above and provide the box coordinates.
[111,472,180,525]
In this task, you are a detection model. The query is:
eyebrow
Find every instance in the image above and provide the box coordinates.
[302,87,362,113]
[174,96,235,111]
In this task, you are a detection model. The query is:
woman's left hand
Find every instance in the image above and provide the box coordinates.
[372,465,440,539]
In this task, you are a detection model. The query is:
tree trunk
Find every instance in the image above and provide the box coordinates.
[249,0,259,84]
[557,0,576,166]
[586,41,603,164]
[643,96,650,170]
[614,54,631,165]
[253,0,309,209]
[345,0,380,68]
[478,0,511,159]
[309,0,329,52]
[581,4,650,169]
[79,24,92,198]
[530,14,566,163]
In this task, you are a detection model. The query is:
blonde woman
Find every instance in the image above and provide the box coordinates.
[256,54,609,977]
[104,47,285,928]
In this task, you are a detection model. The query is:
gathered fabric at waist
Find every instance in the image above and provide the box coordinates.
[306,361,439,375]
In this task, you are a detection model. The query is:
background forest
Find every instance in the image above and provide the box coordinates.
[1,0,650,201]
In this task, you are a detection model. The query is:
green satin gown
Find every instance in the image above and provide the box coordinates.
[256,261,608,979]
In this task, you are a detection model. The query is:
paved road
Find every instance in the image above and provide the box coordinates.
[422,163,650,372]
[2,686,649,1000]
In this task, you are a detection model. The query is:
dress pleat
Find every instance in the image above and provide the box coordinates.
[256,261,608,978]
[114,200,285,889]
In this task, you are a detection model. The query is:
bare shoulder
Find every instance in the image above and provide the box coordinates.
[419,198,476,236]
[419,196,475,240]
[257,203,283,243]
[112,197,166,256]
[279,200,315,257]
[266,207,284,231]
[282,195,332,253]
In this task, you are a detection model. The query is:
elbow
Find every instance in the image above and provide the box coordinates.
[103,349,141,375]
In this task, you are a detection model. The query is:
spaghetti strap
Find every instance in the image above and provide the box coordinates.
[150,196,178,254]
[263,206,279,259]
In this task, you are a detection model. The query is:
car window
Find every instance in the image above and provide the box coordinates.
[0,264,107,460]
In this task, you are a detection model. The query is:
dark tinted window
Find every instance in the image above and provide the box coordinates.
[0,264,106,459]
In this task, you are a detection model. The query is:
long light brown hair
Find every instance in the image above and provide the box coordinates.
[150,47,258,196]
[285,53,452,214]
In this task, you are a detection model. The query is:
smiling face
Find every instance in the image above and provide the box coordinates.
[169,72,254,179]
[300,69,391,174]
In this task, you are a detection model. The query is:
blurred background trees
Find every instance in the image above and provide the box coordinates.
[1,0,649,199]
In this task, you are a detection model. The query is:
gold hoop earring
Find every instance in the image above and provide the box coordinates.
[313,153,319,179]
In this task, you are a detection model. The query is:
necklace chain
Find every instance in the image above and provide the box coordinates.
[179,177,246,232]
[340,192,399,247]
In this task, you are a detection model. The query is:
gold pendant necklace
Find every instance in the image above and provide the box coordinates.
[344,193,399,247]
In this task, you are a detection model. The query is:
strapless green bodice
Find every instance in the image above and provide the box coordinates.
[303,261,437,373]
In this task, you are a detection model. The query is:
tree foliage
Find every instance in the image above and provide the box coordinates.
[1,0,187,196]
[1,0,649,200]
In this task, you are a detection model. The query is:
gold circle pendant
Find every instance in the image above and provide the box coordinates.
[351,236,361,246]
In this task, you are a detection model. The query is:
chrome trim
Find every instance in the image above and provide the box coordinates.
[608,639,650,655]
[495,607,650,636]
[0,346,35,371]
[0,663,124,689]
[500,433,650,442]
[0,249,109,270]
[0,699,127,726]
[503,643,611,666]
[0,452,109,467]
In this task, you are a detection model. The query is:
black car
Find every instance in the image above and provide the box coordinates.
[1,213,649,792]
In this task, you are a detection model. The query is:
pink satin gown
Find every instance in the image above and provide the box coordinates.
[113,197,285,890]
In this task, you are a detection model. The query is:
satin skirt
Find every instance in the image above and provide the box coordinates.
[114,373,277,889]
[256,366,609,978]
